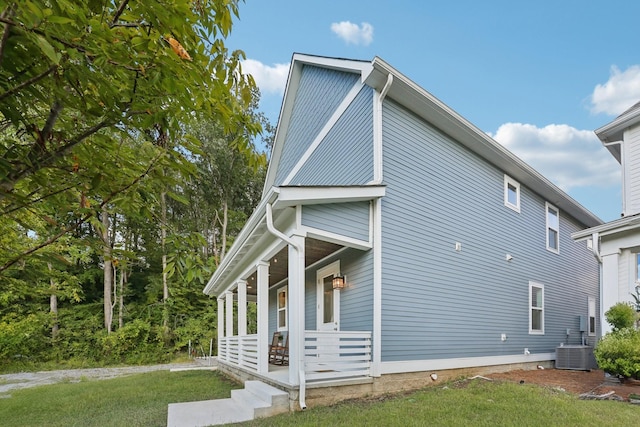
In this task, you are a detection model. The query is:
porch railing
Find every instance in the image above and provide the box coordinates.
[304,330,372,382]
[219,334,258,372]
[219,330,372,381]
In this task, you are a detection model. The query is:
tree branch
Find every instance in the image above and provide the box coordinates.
[0,64,57,102]
[0,4,16,68]
[0,150,165,274]
[1,118,112,197]
[111,0,130,25]
[40,100,63,144]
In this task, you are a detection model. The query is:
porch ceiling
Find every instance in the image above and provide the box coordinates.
[245,238,342,295]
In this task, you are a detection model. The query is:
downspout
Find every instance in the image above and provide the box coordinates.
[592,232,603,341]
[265,203,307,409]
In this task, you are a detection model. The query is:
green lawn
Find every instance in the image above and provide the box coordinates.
[1,371,638,427]
[0,370,239,427]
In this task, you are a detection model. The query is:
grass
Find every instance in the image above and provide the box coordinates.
[1,372,638,427]
[242,380,639,427]
[0,370,239,427]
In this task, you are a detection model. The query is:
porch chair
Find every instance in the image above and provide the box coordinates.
[274,334,289,366]
[268,332,283,364]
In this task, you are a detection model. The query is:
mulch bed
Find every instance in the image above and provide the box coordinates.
[487,368,640,401]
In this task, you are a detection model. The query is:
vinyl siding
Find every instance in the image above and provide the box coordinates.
[274,66,360,186]
[625,124,640,215]
[290,87,374,185]
[380,100,599,362]
[302,202,370,242]
[303,249,374,331]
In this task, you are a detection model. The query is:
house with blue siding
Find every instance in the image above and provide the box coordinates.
[203,54,602,409]
[573,102,640,335]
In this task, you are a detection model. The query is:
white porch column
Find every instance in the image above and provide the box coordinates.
[288,234,306,385]
[217,297,224,357]
[256,261,270,374]
[601,253,619,335]
[237,280,247,336]
[225,291,234,338]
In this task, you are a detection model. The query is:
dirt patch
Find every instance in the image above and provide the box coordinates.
[487,368,640,401]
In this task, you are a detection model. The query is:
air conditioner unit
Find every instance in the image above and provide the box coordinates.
[555,345,594,370]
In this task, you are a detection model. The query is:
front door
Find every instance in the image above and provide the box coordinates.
[316,261,340,331]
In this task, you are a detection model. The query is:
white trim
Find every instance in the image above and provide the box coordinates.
[545,202,560,254]
[316,260,341,331]
[380,352,555,375]
[372,198,382,377]
[272,185,386,209]
[529,281,545,335]
[504,174,520,213]
[588,296,596,337]
[301,226,372,251]
[282,83,366,186]
[276,285,288,331]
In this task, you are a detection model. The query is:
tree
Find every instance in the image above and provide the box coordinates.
[0,0,259,275]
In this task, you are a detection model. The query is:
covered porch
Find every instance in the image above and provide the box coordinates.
[203,186,384,404]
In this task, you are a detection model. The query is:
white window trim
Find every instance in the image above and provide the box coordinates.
[588,296,596,336]
[529,281,544,335]
[504,175,520,213]
[545,202,559,254]
[276,285,288,331]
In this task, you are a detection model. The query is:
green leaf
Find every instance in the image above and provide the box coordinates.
[48,16,75,24]
[34,35,60,65]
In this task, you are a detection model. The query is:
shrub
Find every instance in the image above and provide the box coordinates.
[100,319,168,364]
[605,302,636,331]
[595,328,640,379]
[0,313,49,362]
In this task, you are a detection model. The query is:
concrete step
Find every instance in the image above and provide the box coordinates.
[244,380,290,409]
[167,380,290,426]
[167,398,254,427]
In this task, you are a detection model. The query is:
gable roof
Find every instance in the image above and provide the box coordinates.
[595,100,640,163]
[265,53,600,228]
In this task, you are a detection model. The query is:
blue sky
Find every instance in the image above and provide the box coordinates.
[226,1,640,223]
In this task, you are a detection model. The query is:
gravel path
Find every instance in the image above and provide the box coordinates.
[0,358,217,394]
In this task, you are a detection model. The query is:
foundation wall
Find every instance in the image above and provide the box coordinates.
[217,360,554,411]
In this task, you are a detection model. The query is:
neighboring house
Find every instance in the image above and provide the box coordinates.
[203,54,602,408]
[573,102,640,334]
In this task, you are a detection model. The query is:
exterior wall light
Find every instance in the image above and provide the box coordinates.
[332,275,345,290]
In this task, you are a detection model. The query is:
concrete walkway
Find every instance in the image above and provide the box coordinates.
[0,358,216,394]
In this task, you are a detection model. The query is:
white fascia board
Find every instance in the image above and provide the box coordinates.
[366,57,602,229]
[302,227,372,251]
[572,214,640,241]
[272,185,386,209]
[262,54,373,197]
[203,188,278,295]
[596,108,640,143]
[380,353,555,375]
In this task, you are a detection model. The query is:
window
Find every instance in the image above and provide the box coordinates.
[588,297,596,336]
[277,286,287,331]
[529,282,544,334]
[504,175,520,212]
[546,202,559,253]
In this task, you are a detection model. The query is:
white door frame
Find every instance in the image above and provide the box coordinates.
[316,260,341,331]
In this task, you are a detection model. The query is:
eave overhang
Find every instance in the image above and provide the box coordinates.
[595,106,640,164]
[203,185,385,297]
[572,213,640,241]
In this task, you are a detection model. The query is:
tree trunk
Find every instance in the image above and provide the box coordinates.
[220,199,228,263]
[161,189,168,328]
[118,265,125,329]
[47,262,59,339]
[101,206,113,333]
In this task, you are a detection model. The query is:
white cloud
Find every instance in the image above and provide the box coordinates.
[241,59,290,95]
[590,65,640,116]
[330,21,374,46]
[491,123,620,191]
